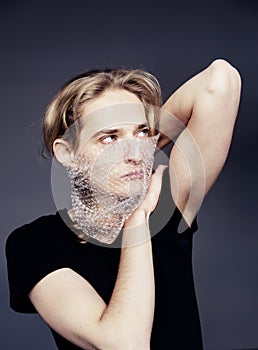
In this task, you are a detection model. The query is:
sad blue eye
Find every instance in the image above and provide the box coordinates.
[99,127,150,145]
[100,135,117,144]
[138,128,150,137]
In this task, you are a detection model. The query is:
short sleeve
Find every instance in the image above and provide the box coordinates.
[5,218,68,313]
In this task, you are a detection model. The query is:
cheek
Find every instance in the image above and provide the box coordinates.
[108,162,126,175]
[103,164,126,193]
[106,165,145,197]
[78,143,103,162]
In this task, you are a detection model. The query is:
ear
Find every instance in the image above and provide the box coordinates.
[53,139,75,167]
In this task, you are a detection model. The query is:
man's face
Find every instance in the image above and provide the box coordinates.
[73,89,155,198]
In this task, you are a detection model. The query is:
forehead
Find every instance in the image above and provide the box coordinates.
[79,102,147,144]
[82,89,143,113]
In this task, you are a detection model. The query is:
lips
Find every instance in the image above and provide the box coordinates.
[121,169,144,180]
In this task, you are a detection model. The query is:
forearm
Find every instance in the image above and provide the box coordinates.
[31,222,155,350]
[99,216,154,349]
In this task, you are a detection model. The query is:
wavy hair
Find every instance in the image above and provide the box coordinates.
[43,68,162,156]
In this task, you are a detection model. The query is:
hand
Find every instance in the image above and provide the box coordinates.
[124,165,167,229]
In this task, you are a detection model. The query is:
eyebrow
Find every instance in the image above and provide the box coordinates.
[95,124,149,136]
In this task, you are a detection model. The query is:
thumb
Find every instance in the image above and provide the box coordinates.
[146,165,168,212]
[154,164,167,178]
[152,164,168,191]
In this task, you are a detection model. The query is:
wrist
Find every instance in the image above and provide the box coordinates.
[124,209,148,229]
[123,210,150,248]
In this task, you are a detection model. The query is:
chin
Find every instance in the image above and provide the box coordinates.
[114,186,143,200]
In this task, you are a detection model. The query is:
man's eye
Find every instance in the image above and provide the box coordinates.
[100,135,117,144]
[138,128,150,137]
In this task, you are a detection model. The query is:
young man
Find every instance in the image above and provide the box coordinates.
[6,60,241,349]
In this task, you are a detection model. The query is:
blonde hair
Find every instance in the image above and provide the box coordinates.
[43,68,162,156]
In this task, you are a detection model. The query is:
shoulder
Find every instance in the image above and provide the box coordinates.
[6,212,63,253]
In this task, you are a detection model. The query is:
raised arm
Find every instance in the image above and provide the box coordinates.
[158,59,241,225]
[29,165,166,350]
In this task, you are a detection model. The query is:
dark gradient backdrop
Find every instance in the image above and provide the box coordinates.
[1,1,257,349]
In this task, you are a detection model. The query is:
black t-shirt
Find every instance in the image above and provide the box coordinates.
[5,169,203,349]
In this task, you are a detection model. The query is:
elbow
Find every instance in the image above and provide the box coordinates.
[91,329,150,350]
[119,338,150,350]
[79,337,149,350]
[104,338,149,350]
[113,331,150,350]
[207,58,242,96]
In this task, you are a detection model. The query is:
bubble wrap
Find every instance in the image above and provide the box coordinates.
[66,135,159,243]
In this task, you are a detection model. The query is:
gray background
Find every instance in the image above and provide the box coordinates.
[1,0,258,349]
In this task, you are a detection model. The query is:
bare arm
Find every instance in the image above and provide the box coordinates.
[29,165,166,350]
[158,59,241,225]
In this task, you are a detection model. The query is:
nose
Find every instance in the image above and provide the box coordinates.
[123,140,143,166]
[124,158,142,166]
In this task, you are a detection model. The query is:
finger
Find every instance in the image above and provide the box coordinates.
[142,165,167,213]
[148,165,167,197]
